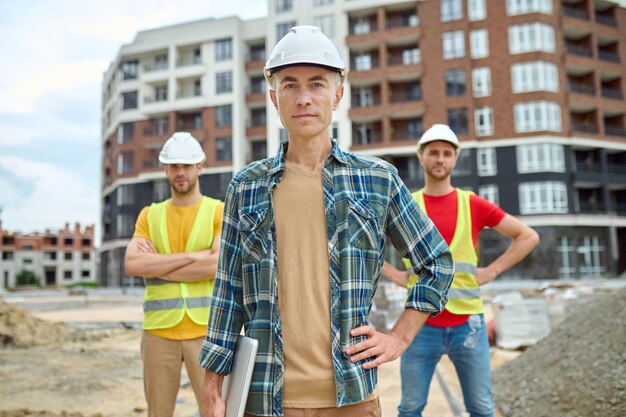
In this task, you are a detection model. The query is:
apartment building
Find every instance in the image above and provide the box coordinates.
[0,221,96,289]
[100,0,626,286]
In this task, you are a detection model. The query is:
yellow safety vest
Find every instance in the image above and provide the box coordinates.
[406,189,483,314]
[142,196,219,330]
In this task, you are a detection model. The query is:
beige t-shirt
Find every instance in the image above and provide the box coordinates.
[273,160,336,407]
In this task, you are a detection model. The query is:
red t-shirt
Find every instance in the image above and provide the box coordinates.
[423,189,506,327]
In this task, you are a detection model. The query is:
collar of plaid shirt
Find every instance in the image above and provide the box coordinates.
[199,139,453,416]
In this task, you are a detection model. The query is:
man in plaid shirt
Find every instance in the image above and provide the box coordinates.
[199,26,454,417]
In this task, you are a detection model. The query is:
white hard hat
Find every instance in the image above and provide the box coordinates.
[264,25,346,83]
[159,132,206,164]
[417,124,460,152]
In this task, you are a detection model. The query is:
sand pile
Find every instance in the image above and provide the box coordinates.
[493,287,626,417]
[0,300,71,347]
[0,411,102,417]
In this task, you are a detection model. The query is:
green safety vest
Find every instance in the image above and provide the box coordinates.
[406,188,483,314]
[142,196,219,330]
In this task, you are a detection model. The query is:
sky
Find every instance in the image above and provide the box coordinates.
[0,0,267,242]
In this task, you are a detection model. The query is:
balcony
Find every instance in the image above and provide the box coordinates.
[576,201,606,214]
[176,89,202,99]
[572,122,599,133]
[144,62,168,73]
[601,88,624,100]
[176,57,202,67]
[565,43,593,57]
[561,4,590,20]
[605,126,626,137]
[596,14,617,27]
[569,82,595,95]
[144,94,168,104]
[386,14,419,29]
[598,50,620,63]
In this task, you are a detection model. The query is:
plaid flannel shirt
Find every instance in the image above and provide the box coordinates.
[199,140,453,416]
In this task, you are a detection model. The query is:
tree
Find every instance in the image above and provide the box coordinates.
[15,269,40,287]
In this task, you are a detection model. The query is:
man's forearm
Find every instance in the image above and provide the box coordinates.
[201,370,225,417]
[161,249,219,282]
[126,252,195,278]
[390,308,430,349]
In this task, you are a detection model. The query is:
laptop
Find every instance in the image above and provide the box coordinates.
[221,336,258,417]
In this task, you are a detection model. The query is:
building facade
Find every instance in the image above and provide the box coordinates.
[100,0,626,286]
[0,221,96,289]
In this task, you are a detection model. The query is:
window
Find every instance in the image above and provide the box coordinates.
[506,0,552,16]
[452,150,472,176]
[120,91,138,110]
[251,140,267,161]
[447,108,468,135]
[313,15,335,38]
[215,38,232,61]
[216,71,233,94]
[215,104,232,128]
[516,143,565,173]
[331,122,339,142]
[313,0,333,5]
[469,0,487,21]
[577,236,605,277]
[216,137,232,161]
[277,21,296,40]
[477,148,497,176]
[155,85,167,102]
[116,184,134,206]
[352,17,371,35]
[442,31,465,60]
[354,87,374,107]
[509,23,555,54]
[82,252,90,261]
[472,67,491,97]
[354,52,372,71]
[116,213,134,238]
[64,238,73,246]
[441,0,463,22]
[479,184,499,205]
[407,118,423,139]
[514,101,562,132]
[153,179,170,201]
[64,270,73,280]
[280,128,289,143]
[402,48,421,65]
[354,123,374,145]
[475,107,494,136]
[2,251,14,260]
[519,182,568,214]
[119,60,138,80]
[470,29,489,59]
[276,0,292,13]
[511,61,559,93]
[250,76,266,94]
[81,270,90,278]
[117,122,134,144]
[117,151,134,175]
[445,69,466,96]
[251,108,267,126]
[64,252,73,261]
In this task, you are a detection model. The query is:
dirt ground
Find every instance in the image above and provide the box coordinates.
[0,292,513,417]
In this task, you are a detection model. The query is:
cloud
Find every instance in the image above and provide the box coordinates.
[0,156,98,235]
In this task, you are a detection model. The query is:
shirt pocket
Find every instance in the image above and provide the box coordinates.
[347,198,384,251]
[238,208,269,264]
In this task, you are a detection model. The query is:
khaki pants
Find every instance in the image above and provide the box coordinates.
[244,398,381,417]
[141,330,205,417]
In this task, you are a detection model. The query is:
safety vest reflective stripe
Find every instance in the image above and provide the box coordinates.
[144,278,172,286]
[454,262,476,275]
[144,298,184,311]
[448,288,481,299]
[186,296,212,308]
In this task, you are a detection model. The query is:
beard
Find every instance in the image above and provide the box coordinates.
[424,165,453,181]
[168,175,197,196]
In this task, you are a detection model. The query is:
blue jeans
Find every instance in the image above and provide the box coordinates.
[397,314,494,417]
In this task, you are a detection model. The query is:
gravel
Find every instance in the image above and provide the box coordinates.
[493,287,626,417]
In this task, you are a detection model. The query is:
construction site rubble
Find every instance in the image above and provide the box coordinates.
[492,287,626,417]
[0,300,71,347]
